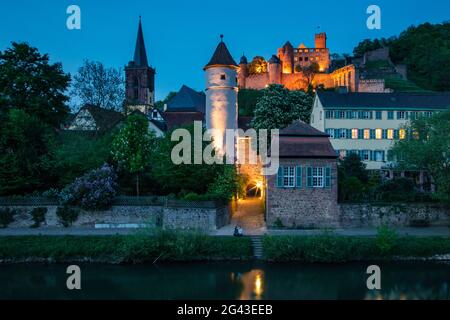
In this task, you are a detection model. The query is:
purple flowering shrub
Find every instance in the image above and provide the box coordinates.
[60,164,118,210]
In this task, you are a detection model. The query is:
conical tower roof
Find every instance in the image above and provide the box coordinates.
[133,17,148,67]
[204,35,238,69]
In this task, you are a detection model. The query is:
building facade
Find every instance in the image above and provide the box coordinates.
[266,121,339,228]
[310,92,450,170]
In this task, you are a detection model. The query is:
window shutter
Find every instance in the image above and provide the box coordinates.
[382,129,387,139]
[358,129,363,139]
[276,166,283,187]
[295,166,302,188]
[306,167,313,188]
[370,129,375,139]
[381,151,385,161]
[325,166,332,188]
[394,130,399,139]
[346,129,351,139]
[369,150,374,161]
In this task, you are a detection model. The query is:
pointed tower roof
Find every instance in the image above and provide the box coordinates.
[133,17,148,67]
[204,35,238,69]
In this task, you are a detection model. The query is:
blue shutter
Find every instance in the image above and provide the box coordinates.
[394,129,399,139]
[370,129,375,139]
[381,151,385,161]
[346,111,352,119]
[358,129,363,139]
[369,150,374,161]
[306,167,313,188]
[334,129,339,138]
[325,166,331,188]
[346,129,352,139]
[382,129,387,139]
[295,166,302,188]
[276,166,283,187]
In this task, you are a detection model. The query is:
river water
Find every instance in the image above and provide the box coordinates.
[0,261,449,300]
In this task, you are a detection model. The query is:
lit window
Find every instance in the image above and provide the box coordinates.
[387,129,394,140]
[375,128,382,140]
[352,129,358,139]
[399,129,406,140]
[312,167,324,188]
[364,129,370,140]
[283,166,295,188]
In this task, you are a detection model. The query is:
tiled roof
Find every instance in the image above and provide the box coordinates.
[317,92,450,110]
[83,105,125,131]
[163,111,204,131]
[204,39,238,69]
[166,85,205,113]
[280,120,328,137]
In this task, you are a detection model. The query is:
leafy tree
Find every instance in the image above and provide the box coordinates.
[251,84,313,131]
[0,109,56,195]
[111,114,156,196]
[154,91,177,110]
[0,42,70,127]
[238,89,264,116]
[248,56,268,74]
[299,62,320,87]
[71,59,125,111]
[337,154,369,202]
[339,153,369,183]
[391,110,450,201]
[353,38,389,57]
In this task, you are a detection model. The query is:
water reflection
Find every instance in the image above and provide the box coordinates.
[0,262,448,300]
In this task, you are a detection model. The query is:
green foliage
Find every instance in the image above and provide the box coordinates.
[56,206,79,228]
[0,109,57,195]
[251,84,313,131]
[353,38,389,57]
[0,208,15,228]
[154,91,177,110]
[207,165,242,202]
[30,207,47,228]
[339,153,368,183]
[338,154,369,202]
[111,114,156,195]
[376,178,416,202]
[238,89,263,116]
[262,235,450,262]
[376,225,398,256]
[391,110,450,202]
[0,233,253,262]
[0,42,70,127]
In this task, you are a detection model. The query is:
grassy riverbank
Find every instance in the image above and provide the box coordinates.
[262,235,450,262]
[0,232,253,263]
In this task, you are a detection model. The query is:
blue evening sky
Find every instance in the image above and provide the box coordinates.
[0,0,448,101]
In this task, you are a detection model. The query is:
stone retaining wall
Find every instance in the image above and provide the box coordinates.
[339,203,450,228]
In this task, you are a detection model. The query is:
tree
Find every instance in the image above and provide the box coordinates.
[299,62,320,87]
[111,114,156,196]
[339,153,369,184]
[248,56,268,74]
[391,110,450,201]
[0,42,70,127]
[0,109,56,195]
[238,89,264,116]
[71,60,125,111]
[251,84,313,131]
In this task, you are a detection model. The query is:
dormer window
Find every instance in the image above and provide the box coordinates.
[220,74,226,80]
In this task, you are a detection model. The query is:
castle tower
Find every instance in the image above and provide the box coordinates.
[278,41,294,74]
[125,17,156,114]
[204,35,238,156]
[268,55,281,84]
[315,32,327,49]
[237,54,248,88]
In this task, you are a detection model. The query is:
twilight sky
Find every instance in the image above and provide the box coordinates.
[0,0,449,101]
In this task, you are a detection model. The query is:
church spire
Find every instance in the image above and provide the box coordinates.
[133,17,148,67]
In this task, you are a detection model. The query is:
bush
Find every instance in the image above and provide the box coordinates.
[56,206,79,227]
[376,224,398,255]
[30,207,47,228]
[60,163,117,210]
[0,208,15,228]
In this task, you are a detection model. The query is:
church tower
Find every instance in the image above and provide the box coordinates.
[204,35,238,156]
[125,17,155,114]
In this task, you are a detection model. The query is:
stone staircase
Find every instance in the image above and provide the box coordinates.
[250,236,263,259]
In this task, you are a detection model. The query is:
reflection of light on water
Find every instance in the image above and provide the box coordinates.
[254,273,263,298]
[234,269,265,300]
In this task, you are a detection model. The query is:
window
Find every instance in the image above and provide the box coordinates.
[312,167,324,188]
[399,129,406,140]
[352,129,358,139]
[325,110,334,119]
[339,129,346,139]
[424,111,433,118]
[387,129,394,140]
[283,166,295,188]
[360,150,369,161]
[376,111,382,120]
[374,150,385,162]
[220,74,226,80]
[375,128,382,140]
[305,57,309,61]
[397,111,406,119]
[410,112,419,120]
[359,111,372,119]
[319,111,322,120]
[363,129,370,140]
[326,129,334,138]
[387,111,394,120]
[338,111,345,119]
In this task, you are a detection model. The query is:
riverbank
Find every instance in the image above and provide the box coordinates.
[1,232,450,264]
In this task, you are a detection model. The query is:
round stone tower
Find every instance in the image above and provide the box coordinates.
[278,41,294,74]
[268,55,281,84]
[204,36,238,155]
[238,54,248,88]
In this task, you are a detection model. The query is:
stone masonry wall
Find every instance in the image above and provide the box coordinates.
[339,203,450,228]
[266,158,339,229]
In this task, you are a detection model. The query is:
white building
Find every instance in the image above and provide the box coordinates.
[310,92,450,170]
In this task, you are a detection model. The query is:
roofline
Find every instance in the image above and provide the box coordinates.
[319,106,449,110]
[203,64,239,71]
[278,155,339,159]
[279,134,330,138]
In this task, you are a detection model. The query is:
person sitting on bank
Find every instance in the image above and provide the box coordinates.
[234,225,244,237]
